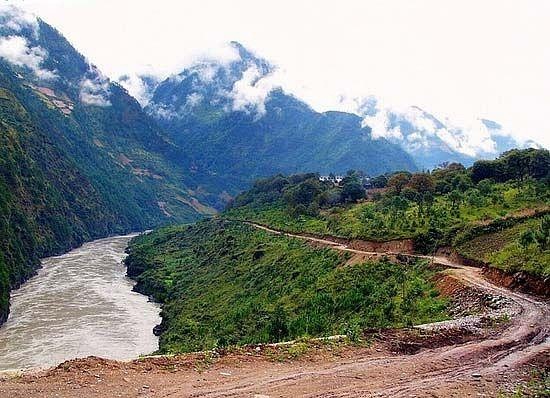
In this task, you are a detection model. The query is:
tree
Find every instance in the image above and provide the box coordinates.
[269,305,289,342]
[504,149,531,183]
[407,173,434,194]
[371,174,388,188]
[471,160,498,183]
[519,230,536,249]
[477,179,493,195]
[283,178,323,215]
[534,215,550,250]
[341,175,366,202]
[401,187,420,202]
[448,190,463,210]
[387,172,411,194]
[528,149,550,180]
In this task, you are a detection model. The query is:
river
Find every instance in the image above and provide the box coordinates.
[0,234,161,371]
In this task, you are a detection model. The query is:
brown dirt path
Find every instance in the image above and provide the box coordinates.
[0,223,548,397]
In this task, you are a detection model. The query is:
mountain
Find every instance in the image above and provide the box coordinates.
[0,6,216,323]
[352,96,540,169]
[144,42,417,190]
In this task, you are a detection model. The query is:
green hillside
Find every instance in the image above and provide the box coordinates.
[124,219,447,353]
[0,17,213,323]
[226,149,550,278]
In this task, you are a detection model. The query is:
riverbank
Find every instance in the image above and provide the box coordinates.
[0,234,160,371]
[1,263,547,397]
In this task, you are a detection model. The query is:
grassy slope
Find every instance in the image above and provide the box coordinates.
[227,182,548,241]
[456,218,550,278]
[226,181,550,278]
[125,219,447,353]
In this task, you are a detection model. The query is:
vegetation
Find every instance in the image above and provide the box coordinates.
[499,368,549,397]
[125,220,447,353]
[456,216,550,278]
[0,19,216,322]
[149,42,418,191]
[227,149,550,277]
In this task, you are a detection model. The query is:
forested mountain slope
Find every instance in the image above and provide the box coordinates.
[227,149,550,281]
[0,9,214,323]
[146,42,418,190]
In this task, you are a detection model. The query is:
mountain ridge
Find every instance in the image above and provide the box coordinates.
[144,41,418,192]
[0,8,215,323]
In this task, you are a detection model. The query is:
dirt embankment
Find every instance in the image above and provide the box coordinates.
[436,247,550,298]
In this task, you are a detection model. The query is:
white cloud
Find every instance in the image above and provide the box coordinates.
[353,95,501,157]
[9,0,548,148]
[439,117,498,156]
[0,35,56,80]
[0,4,38,34]
[147,103,178,119]
[361,109,403,140]
[79,67,111,106]
[227,65,280,118]
[186,92,202,107]
[118,73,157,106]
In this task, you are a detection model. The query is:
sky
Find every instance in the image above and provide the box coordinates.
[4,0,550,148]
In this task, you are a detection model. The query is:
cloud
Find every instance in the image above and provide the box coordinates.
[348,95,507,157]
[193,62,219,83]
[227,65,280,118]
[195,42,241,67]
[147,103,178,119]
[118,73,158,107]
[0,5,38,35]
[79,66,111,106]
[361,109,403,141]
[0,35,56,80]
[439,117,498,156]
[186,92,203,107]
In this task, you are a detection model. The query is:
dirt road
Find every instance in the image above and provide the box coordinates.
[0,223,548,397]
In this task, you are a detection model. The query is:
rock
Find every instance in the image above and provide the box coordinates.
[153,324,165,336]
[472,373,482,378]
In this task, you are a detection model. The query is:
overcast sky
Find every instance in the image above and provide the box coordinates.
[6,0,550,147]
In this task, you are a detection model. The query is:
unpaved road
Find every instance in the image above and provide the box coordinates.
[0,223,548,397]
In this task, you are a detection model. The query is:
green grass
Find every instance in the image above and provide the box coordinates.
[227,180,550,278]
[228,181,549,241]
[125,219,448,354]
[456,218,550,278]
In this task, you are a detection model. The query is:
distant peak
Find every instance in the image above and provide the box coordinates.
[229,41,254,59]
[228,41,272,70]
[480,119,503,130]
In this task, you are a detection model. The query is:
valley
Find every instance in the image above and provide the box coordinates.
[0,4,548,397]
[0,222,547,397]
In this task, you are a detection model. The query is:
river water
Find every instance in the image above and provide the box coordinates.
[0,234,161,371]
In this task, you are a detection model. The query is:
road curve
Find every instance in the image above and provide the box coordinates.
[235,222,550,396]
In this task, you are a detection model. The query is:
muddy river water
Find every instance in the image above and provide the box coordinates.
[0,234,161,371]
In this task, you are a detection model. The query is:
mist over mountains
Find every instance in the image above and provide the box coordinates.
[120,41,539,170]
